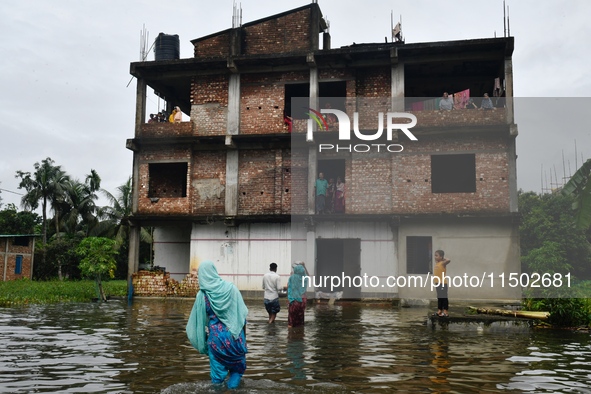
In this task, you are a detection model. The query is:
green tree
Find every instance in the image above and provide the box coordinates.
[15,158,70,248]
[0,204,41,234]
[97,177,134,246]
[36,235,82,280]
[58,170,102,237]
[519,190,591,327]
[77,237,118,302]
[97,177,152,277]
[562,158,591,229]
[518,190,591,278]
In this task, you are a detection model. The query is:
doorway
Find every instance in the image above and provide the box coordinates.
[316,238,361,299]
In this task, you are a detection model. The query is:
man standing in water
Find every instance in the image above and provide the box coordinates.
[262,263,284,323]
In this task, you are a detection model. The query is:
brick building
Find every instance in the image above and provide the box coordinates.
[0,235,37,281]
[127,3,520,301]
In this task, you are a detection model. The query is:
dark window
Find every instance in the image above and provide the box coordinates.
[148,162,188,198]
[285,83,309,119]
[13,237,29,247]
[318,159,345,185]
[406,236,432,274]
[15,255,23,275]
[431,154,476,193]
[285,81,347,119]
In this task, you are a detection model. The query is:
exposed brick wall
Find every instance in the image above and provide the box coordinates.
[280,150,292,214]
[238,150,289,214]
[193,32,230,58]
[356,67,391,98]
[290,147,309,214]
[349,158,393,214]
[410,108,507,128]
[240,72,307,134]
[138,146,192,215]
[191,75,229,136]
[243,9,312,55]
[0,238,34,281]
[192,151,226,215]
[240,82,285,134]
[293,134,511,215]
[289,105,508,135]
[390,134,510,214]
[132,270,199,297]
[141,122,193,138]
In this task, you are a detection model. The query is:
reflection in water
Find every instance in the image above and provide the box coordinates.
[0,299,590,393]
[430,336,451,391]
[286,326,306,380]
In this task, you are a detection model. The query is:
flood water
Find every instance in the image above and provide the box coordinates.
[1,298,590,394]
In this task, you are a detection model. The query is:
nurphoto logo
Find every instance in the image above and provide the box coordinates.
[305,107,418,153]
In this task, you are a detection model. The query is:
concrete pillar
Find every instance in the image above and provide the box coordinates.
[225,73,240,216]
[225,150,239,216]
[308,146,317,214]
[128,77,146,280]
[308,65,319,214]
[504,57,514,123]
[135,78,147,136]
[306,228,316,290]
[508,135,518,212]
[391,55,405,111]
[309,3,321,51]
[127,225,140,280]
[505,56,517,212]
[227,74,240,135]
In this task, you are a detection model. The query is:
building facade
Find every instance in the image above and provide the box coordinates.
[0,235,37,281]
[127,3,520,301]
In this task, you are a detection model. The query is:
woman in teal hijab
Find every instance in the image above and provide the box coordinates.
[287,262,308,327]
[186,260,248,389]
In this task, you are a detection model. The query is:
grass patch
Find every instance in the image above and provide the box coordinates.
[0,279,127,306]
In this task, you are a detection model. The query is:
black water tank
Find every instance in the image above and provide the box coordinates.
[154,33,180,61]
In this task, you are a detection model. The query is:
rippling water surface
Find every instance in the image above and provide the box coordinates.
[1,299,590,393]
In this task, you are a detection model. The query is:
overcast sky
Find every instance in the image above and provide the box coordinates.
[1,0,590,209]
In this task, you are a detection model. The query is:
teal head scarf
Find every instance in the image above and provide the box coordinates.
[287,264,307,303]
[186,260,248,354]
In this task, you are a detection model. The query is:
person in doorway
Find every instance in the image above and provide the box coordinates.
[315,172,329,214]
[326,177,335,214]
[433,250,451,317]
[186,260,248,389]
[287,262,308,328]
[334,177,346,213]
[262,262,285,324]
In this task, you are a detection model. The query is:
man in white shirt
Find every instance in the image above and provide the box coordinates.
[262,263,283,323]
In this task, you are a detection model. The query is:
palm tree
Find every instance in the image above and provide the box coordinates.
[16,158,70,246]
[58,170,102,237]
[98,177,151,245]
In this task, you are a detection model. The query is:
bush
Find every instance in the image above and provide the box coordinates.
[0,279,127,306]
